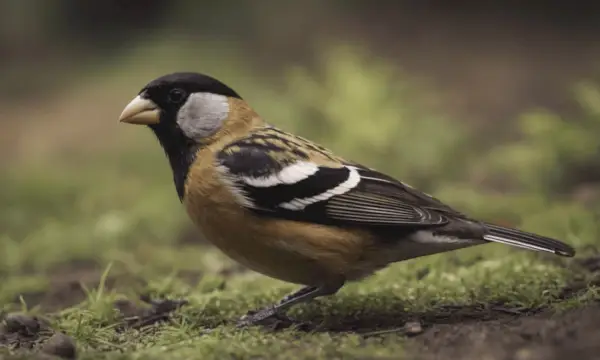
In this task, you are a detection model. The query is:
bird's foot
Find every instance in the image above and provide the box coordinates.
[236,307,296,328]
[236,283,344,328]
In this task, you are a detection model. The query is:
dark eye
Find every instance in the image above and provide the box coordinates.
[168,88,186,104]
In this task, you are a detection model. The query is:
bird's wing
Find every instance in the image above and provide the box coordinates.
[215,132,463,228]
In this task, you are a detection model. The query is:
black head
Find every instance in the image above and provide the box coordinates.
[118,72,243,200]
[119,72,242,127]
[141,72,241,117]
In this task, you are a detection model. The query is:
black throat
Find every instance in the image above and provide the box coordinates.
[149,122,199,201]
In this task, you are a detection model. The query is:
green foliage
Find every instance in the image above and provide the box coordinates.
[482,80,600,195]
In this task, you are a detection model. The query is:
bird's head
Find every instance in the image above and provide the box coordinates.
[118,72,251,199]
[119,72,247,145]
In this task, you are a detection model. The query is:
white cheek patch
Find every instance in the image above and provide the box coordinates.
[177,93,229,140]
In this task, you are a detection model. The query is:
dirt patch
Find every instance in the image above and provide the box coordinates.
[18,261,111,311]
[245,302,541,335]
[15,260,144,312]
[0,313,76,359]
[409,305,600,360]
[14,259,208,313]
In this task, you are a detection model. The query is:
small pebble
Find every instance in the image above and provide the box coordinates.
[40,332,77,359]
[403,321,423,335]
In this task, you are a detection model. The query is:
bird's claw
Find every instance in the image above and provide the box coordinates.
[236,307,296,328]
[236,306,276,327]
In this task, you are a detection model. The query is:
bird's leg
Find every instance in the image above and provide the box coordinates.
[237,281,344,327]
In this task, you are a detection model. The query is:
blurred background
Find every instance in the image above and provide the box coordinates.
[1,1,600,305]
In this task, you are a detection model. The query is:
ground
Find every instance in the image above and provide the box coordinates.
[0,249,599,359]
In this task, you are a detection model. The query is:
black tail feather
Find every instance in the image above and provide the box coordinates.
[483,223,575,257]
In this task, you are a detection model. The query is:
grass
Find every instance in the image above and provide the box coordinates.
[1,39,599,359]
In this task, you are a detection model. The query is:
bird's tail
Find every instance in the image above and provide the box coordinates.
[482,223,575,257]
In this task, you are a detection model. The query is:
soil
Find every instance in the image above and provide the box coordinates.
[16,260,145,312]
[0,313,77,359]
[410,305,600,360]
[3,255,600,359]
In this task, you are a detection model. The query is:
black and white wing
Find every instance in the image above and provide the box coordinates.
[214,133,576,257]
[215,139,459,228]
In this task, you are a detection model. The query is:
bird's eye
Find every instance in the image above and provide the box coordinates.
[168,88,186,104]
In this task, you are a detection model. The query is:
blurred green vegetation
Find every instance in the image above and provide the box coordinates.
[276,46,468,189]
[483,82,600,195]
[0,39,599,359]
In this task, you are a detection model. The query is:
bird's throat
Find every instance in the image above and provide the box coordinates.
[149,123,199,201]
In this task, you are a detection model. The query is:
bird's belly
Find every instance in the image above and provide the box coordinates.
[200,229,330,285]
[184,192,369,285]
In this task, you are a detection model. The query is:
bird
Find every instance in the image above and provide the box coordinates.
[118,72,576,326]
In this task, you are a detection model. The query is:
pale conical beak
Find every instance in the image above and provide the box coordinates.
[119,96,160,125]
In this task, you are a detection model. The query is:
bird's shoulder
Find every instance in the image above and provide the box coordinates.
[217,126,345,167]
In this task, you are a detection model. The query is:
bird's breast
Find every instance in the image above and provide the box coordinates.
[181,153,377,284]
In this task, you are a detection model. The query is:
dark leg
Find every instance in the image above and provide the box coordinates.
[237,281,344,327]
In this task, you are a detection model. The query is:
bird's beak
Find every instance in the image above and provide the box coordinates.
[119,96,160,125]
